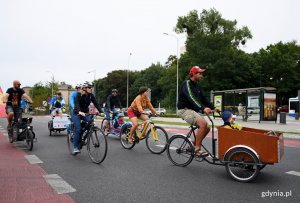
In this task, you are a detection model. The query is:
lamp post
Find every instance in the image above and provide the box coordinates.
[88,69,96,95]
[163,32,179,112]
[46,71,54,98]
[127,53,132,108]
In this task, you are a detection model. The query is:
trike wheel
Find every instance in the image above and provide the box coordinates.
[167,135,194,167]
[120,126,135,149]
[26,130,34,151]
[146,126,168,154]
[87,129,107,164]
[100,118,110,136]
[67,131,74,155]
[225,147,260,182]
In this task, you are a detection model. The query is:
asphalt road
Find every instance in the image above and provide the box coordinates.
[1,116,300,203]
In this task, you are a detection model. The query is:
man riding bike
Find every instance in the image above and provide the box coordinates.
[73,82,102,154]
[2,80,33,131]
[49,92,65,116]
[177,66,216,157]
[104,89,122,132]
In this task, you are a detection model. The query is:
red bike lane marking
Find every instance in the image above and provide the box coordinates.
[165,128,300,148]
[0,132,75,203]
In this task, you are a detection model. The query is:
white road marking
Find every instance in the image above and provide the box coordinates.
[25,155,44,164]
[3,133,8,137]
[286,171,300,177]
[169,146,178,150]
[43,174,76,194]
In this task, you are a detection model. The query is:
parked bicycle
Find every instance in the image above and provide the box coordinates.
[8,106,36,151]
[67,114,108,164]
[120,114,168,154]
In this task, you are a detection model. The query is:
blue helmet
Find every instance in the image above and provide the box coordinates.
[222,111,233,123]
[117,113,124,117]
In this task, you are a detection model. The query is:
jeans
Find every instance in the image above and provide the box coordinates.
[66,107,74,133]
[104,107,117,119]
[72,114,91,149]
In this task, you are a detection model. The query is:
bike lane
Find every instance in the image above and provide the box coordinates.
[0,132,75,203]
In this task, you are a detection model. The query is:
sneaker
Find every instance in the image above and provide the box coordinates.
[73,148,81,154]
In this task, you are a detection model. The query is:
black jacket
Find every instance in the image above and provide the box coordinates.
[105,94,122,110]
[177,79,214,112]
[74,93,102,114]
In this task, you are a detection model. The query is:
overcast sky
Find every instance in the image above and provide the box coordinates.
[0,0,299,91]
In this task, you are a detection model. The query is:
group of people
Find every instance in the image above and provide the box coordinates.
[3,65,242,157]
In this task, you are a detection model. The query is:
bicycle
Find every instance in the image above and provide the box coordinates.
[100,112,118,136]
[120,114,168,154]
[166,112,284,182]
[8,106,36,151]
[67,114,108,164]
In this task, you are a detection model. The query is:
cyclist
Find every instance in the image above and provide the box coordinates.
[49,92,65,116]
[73,82,102,154]
[177,66,216,157]
[127,86,157,143]
[104,89,122,132]
[67,84,81,133]
[2,80,33,130]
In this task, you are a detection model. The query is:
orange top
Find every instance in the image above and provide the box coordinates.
[130,95,157,114]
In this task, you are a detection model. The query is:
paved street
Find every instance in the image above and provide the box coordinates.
[0,116,300,203]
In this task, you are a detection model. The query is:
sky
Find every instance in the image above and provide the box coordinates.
[0,0,299,91]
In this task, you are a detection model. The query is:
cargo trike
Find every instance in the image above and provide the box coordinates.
[166,113,284,182]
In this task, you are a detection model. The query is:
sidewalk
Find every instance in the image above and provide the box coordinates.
[154,115,300,140]
[0,130,74,203]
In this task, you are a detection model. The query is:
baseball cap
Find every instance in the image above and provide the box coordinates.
[189,66,206,76]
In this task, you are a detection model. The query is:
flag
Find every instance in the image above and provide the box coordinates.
[0,86,7,118]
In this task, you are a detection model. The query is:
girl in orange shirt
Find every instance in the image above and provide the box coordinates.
[127,86,157,143]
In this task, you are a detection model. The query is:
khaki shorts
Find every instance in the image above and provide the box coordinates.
[177,109,203,126]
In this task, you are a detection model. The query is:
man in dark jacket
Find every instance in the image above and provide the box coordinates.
[104,89,122,118]
[177,66,215,157]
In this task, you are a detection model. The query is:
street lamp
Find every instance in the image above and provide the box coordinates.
[88,69,96,95]
[163,32,179,112]
[46,71,54,98]
[127,53,132,108]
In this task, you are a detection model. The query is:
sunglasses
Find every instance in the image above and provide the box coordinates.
[87,87,93,89]
[17,83,21,86]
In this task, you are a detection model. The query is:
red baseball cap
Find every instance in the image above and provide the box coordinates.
[189,66,206,76]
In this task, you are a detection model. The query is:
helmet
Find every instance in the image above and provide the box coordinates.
[189,66,206,76]
[81,81,93,88]
[112,89,118,93]
[117,113,124,117]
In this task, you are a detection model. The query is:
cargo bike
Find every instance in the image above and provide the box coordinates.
[166,113,284,182]
[48,113,70,136]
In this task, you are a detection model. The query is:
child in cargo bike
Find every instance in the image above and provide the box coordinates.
[222,110,242,130]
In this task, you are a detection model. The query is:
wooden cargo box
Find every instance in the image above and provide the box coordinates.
[217,127,284,164]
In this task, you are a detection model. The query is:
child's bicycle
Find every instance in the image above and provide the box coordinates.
[120,114,169,154]
[67,114,108,164]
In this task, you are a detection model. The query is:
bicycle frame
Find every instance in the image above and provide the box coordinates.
[134,117,158,141]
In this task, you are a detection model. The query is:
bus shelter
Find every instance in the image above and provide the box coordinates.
[212,87,277,122]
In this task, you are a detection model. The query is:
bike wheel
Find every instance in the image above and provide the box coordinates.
[87,129,107,164]
[167,135,194,167]
[67,131,74,155]
[100,118,110,136]
[120,125,135,149]
[225,147,260,182]
[146,126,168,154]
[26,130,34,151]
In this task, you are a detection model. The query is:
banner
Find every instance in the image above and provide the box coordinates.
[0,86,7,118]
[263,93,276,121]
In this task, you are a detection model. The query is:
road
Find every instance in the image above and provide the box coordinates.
[1,116,300,203]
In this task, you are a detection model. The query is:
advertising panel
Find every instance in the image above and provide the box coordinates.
[213,95,222,117]
[263,93,277,121]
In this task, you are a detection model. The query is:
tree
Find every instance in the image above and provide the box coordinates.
[174,8,253,92]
